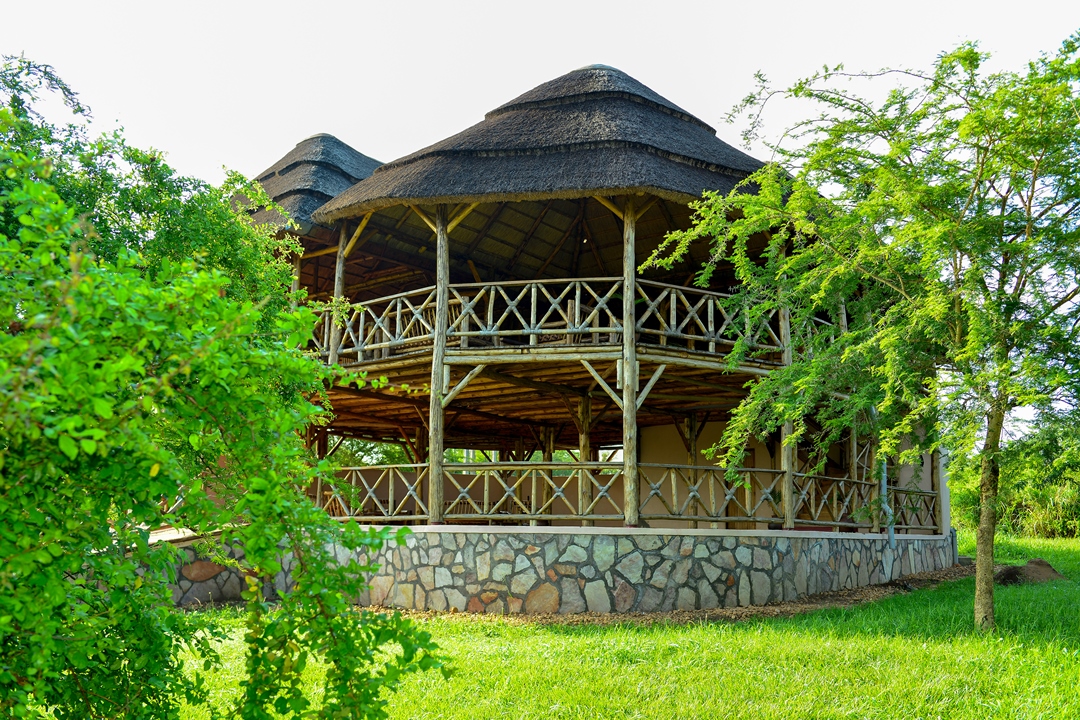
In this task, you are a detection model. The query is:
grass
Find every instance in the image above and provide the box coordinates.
[184,533,1080,719]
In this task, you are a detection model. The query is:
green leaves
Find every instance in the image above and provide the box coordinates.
[648,32,1080,477]
[1,60,444,718]
[58,434,78,460]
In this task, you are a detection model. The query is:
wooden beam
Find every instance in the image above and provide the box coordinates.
[336,387,544,429]
[593,195,624,221]
[466,204,506,255]
[467,260,482,282]
[410,205,438,233]
[636,364,666,410]
[581,360,622,410]
[448,202,481,234]
[583,214,609,275]
[442,364,486,408]
[507,200,553,273]
[535,202,585,279]
[480,367,587,398]
[634,196,659,222]
[301,244,341,260]
[343,212,373,257]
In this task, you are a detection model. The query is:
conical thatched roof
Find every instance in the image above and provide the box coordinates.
[312,65,763,224]
[252,133,381,231]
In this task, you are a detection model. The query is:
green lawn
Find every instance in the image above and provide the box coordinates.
[185,534,1080,719]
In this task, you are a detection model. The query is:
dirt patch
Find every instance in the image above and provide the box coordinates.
[392,564,977,628]
[994,558,1067,586]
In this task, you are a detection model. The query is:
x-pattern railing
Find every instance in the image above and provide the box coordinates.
[317,278,803,365]
[635,280,783,356]
[443,463,624,521]
[447,278,622,347]
[320,463,937,531]
[315,286,438,365]
[326,465,430,522]
[888,485,938,530]
[791,473,877,529]
[638,465,784,523]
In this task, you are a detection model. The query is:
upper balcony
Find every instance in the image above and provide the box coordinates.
[311,276,814,374]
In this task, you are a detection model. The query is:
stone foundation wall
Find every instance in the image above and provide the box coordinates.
[168,528,957,614]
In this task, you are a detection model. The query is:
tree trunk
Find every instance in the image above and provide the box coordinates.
[974,400,1006,632]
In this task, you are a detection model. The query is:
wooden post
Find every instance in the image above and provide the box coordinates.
[621,197,640,527]
[685,414,700,529]
[931,448,944,534]
[428,205,450,524]
[779,304,795,529]
[536,427,555,526]
[870,444,881,533]
[328,225,348,366]
[578,397,593,526]
[291,254,301,308]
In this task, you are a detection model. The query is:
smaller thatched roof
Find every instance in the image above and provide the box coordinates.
[251,134,381,232]
[313,65,763,224]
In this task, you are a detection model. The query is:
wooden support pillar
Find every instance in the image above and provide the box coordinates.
[621,196,640,527]
[684,414,700,529]
[779,303,795,530]
[869,443,881,533]
[428,205,450,524]
[291,254,301,307]
[534,427,555,526]
[328,224,348,366]
[577,397,593,526]
[931,448,944,534]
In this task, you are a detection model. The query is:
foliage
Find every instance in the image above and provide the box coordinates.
[952,410,1080,537]
[0,58,444,719]
[644,34,1080,629]
[187,534,1080,719]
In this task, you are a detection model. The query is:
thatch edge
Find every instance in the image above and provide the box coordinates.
[314,185,699,224]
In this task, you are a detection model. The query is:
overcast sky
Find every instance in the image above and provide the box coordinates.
[7,1,1078,184]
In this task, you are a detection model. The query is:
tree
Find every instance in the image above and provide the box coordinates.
[645,35,1080,631]
[1,59,445,718]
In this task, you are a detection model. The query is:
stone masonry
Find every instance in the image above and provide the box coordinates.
[168,529,957,614]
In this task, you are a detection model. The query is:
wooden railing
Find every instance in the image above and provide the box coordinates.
[635,280,783,356]
[447,278,623,348]
[314,286,437,364]
[790,473,877,529]
[888,485,938,531]
[320,464,430,522]
[320,462,939,532]
[443,462,624,522]
[638,464,784,524]
[315,278,792,365]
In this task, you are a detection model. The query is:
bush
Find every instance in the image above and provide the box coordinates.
[0,59,445,719]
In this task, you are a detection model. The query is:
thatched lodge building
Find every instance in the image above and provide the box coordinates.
[224,65,955,614]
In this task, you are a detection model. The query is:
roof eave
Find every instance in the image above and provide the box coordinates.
[312,185,700,225]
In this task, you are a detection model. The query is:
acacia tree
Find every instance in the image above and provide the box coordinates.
[1,60,444,718]
[646,36,1080,630]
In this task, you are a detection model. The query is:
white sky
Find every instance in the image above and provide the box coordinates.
[6,0,1079,184]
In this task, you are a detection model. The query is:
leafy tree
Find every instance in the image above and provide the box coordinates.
[952,408,1080,537]
[646,35,1080,630]
[1,59,445,718]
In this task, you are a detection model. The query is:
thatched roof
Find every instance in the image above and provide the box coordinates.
[313,65,763,224]
[252,133,381,231]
